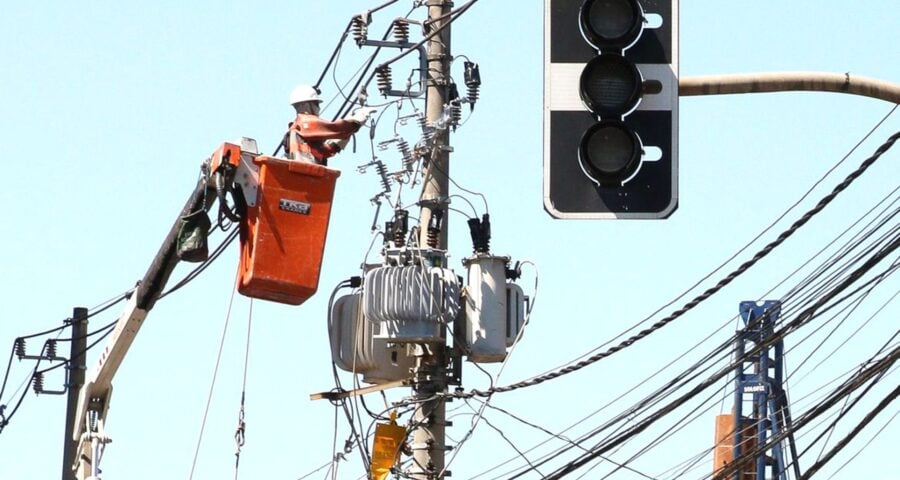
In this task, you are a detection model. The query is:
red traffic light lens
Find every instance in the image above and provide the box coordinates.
[579,0,644,51]
[579,121,642,186]
[580,53,642,118]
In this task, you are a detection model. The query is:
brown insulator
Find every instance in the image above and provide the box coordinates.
[351,16,368,46]
[396,138,415,172]
[393,229,406,248]
[450,103,462,130]
[376,66,393,96]
[32,372,44,394]
[416,112,428,131]
[374,160,392,193]
[393,19,410,43]
[464,61,481,109]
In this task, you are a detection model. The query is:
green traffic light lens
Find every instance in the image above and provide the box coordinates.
[579,121,642,185]
[580,54,642,117]
[580,0,644,50]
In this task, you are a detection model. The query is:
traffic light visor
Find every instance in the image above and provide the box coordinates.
[579,0,644,50]
[579,121,642,185]
[580,54,642,117]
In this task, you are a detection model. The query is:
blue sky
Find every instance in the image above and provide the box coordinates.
[1,1,898,479]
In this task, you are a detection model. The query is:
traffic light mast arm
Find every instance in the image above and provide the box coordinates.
[680,72,900,104]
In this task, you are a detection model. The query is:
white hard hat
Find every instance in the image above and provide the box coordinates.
[289,85,322,105]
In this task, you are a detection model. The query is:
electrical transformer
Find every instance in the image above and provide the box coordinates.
[330,293,376,373]
[363,248,460,343]
[329,292,416,385]
[462,255,527,363]
[505,282,527,347]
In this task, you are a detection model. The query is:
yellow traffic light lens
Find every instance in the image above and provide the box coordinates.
[580,54,642,117]
[579,122,642,185]
[580,0,643,50]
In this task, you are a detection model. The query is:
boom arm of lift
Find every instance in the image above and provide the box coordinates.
[70,139,259,480]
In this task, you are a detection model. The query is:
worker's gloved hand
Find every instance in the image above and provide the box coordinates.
[349,107,377,124]
[325,137,351,152]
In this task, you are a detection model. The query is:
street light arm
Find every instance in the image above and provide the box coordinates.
[679,72,900,104]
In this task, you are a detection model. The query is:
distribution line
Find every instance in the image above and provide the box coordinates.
[314,0,407,92]
[341,0,481,121]
[449,131,899,402]
[439,262,538,476]
[33,320,117,376]
[539,233,900,478]
[799,330,900,462]
[786,267,900,383]
[500,228,900,480]
[799,355,894,468]
[232,299,253,480]
[0,317,117,434]
[524,255,896,476]
[478,202,892,476]
[780,212,900,318]
[714,347,899,480]
[470,316,738,479]
[331,3,423,120]
[477,399,659,480]
[664,362,899,479]
[524,106,898,384]
[188,272,240,480]
[325,279,372,472]
[823,409,899,479]
[549,341,900,480]
[783,213,900,319]
[477,411,545,478]
[593,387,726,480]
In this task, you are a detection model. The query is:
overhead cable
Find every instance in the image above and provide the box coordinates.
[451,131,899,401]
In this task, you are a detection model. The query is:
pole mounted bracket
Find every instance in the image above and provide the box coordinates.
[418,196,450,210]
[361,39,428,98]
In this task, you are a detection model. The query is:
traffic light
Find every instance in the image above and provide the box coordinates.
[544,0,678,219]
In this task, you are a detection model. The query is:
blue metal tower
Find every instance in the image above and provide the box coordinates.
[728,300,801,480]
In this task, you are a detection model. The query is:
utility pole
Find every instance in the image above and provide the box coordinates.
[412,0,451,478]
[61,307,88,480]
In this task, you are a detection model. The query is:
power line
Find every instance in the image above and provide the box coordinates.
[526,107,898,385]
[823,408,898,479]
[532,229,900,478]
[488,195,900,479]
[450,131,899,402]
[187,273,240,480]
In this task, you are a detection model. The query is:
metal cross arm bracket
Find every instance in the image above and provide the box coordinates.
[362,39,428,98]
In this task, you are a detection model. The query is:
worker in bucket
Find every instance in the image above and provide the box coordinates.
[285,84,375,166]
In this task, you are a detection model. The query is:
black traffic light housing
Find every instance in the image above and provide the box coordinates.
[544,0,679,219]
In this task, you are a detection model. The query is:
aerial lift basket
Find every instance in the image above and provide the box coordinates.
[238,156,340,305]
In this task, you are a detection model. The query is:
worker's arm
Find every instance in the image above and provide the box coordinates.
[295,114,362,142]
[297,109,376,158]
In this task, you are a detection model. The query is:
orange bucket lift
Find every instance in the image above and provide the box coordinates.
[239,155,341,305]
[212,140,341,305]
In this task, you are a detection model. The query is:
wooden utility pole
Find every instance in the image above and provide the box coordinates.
[61,307,88,480]
[412,0,452,478]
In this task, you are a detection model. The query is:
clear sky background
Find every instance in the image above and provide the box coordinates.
[1,1,898,479]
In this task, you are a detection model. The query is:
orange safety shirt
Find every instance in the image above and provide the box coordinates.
[288,113,362,165]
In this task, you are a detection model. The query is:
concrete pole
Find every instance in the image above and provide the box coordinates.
[411,0,451,478]
[61,307,88,480]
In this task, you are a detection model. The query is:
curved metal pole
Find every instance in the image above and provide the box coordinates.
[680,72,900,104]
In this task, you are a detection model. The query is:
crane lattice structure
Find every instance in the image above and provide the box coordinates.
[723,300,801,480]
